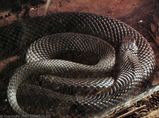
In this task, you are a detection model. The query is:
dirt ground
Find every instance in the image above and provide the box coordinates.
[0,0,159,117]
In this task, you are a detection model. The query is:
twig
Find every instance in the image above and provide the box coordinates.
[117,105,146,118]
[45,0,51,15]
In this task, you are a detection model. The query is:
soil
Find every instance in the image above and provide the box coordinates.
[0,0,159,117]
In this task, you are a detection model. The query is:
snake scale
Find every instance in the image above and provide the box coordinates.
[0,12,155,116]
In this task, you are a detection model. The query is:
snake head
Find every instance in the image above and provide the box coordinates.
[120,36,138,54]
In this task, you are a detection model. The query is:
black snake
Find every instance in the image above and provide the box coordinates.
[0,12,155,116]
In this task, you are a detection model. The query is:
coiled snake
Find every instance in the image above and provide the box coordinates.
[0,12,155,116]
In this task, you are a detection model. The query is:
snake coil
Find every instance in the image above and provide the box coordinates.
[0,12,155,116]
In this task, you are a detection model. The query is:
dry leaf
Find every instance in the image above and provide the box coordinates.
[151,23,157,33]
[0,56,19,72]
[155,35,159,46]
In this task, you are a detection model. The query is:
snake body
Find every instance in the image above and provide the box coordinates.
[0,12,155,116]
